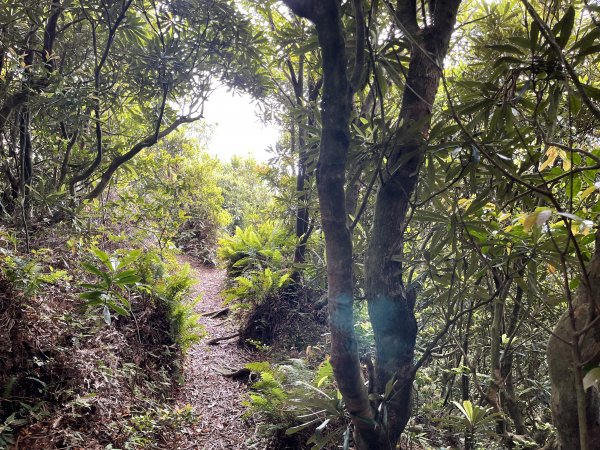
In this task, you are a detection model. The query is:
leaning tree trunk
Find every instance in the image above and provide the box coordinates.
[547,231,600,450]
[364,3,461,442]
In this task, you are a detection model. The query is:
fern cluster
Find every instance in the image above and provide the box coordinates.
[218,221,295,308]
[79,247,203,353]
[243,358,350,449]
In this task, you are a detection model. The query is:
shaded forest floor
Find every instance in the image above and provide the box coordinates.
[175,256,263,450]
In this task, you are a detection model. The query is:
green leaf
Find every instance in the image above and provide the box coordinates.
[556,211,584,222]
[493,56,524,68]
[91,247,111,270]
[485,43,524,55]
[84,298,104,307]
[578,44,600,58]
[583,368,600,390]
[285,418,321,435]
[107,300,129,316]
[582,84,600,102]
[81,262,105,277]
[117,249,142,270]
[290,39,319,56]
[80,290,103,301]
[113,269,142,285]
[508,36,533,49]
[530,21,540,51]
[570,91,582,115]
[572,27,600,51]
[555,6,575,48]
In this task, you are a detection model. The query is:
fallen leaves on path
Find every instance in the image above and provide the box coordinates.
[175,256,264,450]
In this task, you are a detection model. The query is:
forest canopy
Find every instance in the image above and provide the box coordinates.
[2,0,600,449]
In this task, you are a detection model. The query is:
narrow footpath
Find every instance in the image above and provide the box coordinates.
[175,256,262,450]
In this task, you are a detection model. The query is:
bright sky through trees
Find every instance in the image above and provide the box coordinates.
[203,86,279,162]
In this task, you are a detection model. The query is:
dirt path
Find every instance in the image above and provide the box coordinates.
[175,256,262,450]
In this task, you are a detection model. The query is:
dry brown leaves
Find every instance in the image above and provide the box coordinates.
[175,256,265,450]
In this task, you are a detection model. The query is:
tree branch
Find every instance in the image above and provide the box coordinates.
[350,0,366,92]
[281,0,317,21]
[520,0,600,120]
[83,114,199,201]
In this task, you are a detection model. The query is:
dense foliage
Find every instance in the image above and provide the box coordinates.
[2,0,600,449]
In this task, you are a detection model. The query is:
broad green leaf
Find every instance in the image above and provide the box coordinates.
[581,184,597,199]
[81,262,105,277]
[285,418,321,435]
[556,6,575,48]
[117,249,142,270]
[113,269,142,285]
[583,368,600,390]
[485,43,524,55]
[80,290,103,300]
[108,301,129,317]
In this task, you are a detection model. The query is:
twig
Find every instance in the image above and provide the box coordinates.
[207,332,240,345]
[201,307,230,318]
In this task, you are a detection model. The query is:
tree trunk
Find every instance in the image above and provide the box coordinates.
[18,106,32,202]
[547,233,600,449]
[501,292,526,436]
[282,1,461,447]
[282,1,378,446]
[489,271,508,437]
[293,58,310,269]
[462,306,473,403]
[364,7,460,439]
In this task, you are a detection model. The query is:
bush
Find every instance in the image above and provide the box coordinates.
[243,357,350,449]
[218,156,274,232]
[218,221,327,348]
[218,222,298,346]
[82,247,204,354]
[0,242,202,448]
[109,132,231,263]
[153,262,203,353]
[218,221,292,317]
[217,221,294,278]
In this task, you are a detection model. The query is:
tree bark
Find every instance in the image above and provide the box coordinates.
[364,2,461,442]
[489,270,508,437]
[282,1,379,447]
[282,1,461,447]
[2,0,62,212]
[547,231,600,449]
[292,57,310,269]
[501,289,526,436]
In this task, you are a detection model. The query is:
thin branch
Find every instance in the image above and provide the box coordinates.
[520,0,600,120]
[350,0,366,92]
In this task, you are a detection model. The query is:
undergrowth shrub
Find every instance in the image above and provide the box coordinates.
[123,404,196,449]
[1,244,69,298]
[153,261,203,353]
[224,267,291,309]
[218,155,274,232]
[243,357,350,449]
[218,222,327,348]
[0,238,202,448]
[81,247,203,355]
[217,221,294,278]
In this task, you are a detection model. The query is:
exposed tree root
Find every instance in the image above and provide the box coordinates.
[207,332,240,345]
[201,307,230,318]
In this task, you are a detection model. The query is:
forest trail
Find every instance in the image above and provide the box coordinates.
[175,256,260,450]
